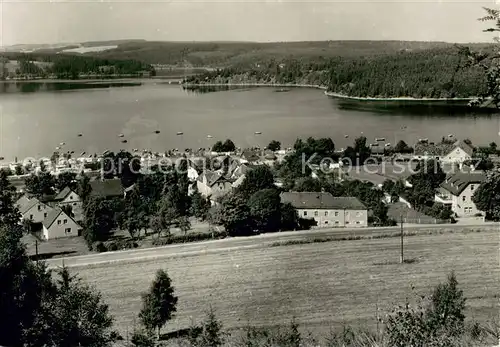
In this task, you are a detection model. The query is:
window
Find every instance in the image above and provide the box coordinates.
[30,214,33,220]
[356,212,361,217]
[37,205,41,211]
[73,203,77,206]
[65,228,71,233]
[70,196,73,200]
[471,185,475,190]
[63,219,68,224]
[44,213,47,218]
[345,221,350,224]
[314,211,318,217]
[356,221,361,224]
[324,221,328,224]
[303,211,307,216]
[324,211,328,216]
[462,196,466,202]
[334,212,339,217]
[57,220,61,225]
[335,221,339,224]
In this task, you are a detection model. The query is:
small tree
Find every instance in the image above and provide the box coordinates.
[177,216,191,236]
[139,269,178,340]
[196,306,224,347]
[267,140,281,151]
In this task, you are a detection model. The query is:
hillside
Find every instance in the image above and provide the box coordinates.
[3,40,494,66]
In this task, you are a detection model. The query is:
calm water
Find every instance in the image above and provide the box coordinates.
[0,82,499,163]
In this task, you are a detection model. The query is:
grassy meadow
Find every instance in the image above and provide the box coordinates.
[71,230,499,340]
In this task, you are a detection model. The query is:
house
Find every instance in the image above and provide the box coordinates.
[89,179,124,199]
[50,187,82,209]
[413,139,474,164]
[280,192,368,228]
[196,170,233,201]
[42,208,82,240]
[16,196,54,224]
[240,150,262,165]
[435,171,487,217]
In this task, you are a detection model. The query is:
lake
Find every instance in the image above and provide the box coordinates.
[0,82,499,163]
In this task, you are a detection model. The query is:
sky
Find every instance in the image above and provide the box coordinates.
[0,0,499,46]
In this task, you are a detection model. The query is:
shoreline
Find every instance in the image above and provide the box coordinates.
[182,83,479,102]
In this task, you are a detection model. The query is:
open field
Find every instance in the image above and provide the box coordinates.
[65,230,500,338]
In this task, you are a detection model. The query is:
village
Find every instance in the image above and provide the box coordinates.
[3,134,498,247]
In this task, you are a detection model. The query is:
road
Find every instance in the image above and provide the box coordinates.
[45,223,498,269]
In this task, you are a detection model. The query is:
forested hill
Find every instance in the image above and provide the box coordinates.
[185,46,491,99]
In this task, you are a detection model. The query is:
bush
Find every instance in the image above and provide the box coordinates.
[152,231,228,246]
[103,239,139,251]
[130,329,155,347]
[92,241,107,253]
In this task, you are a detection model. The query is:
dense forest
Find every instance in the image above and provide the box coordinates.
[184,46,491,99]
[0,53,153,79]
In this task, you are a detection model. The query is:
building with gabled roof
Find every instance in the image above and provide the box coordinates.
[280,192,368,228]
[414,139,474,164]
[42,208,82,240]
[196,170,233,201]
[435,171,487,217]
[16,196,54,224]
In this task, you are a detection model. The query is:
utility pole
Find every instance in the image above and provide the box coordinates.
[400,214,404,264]
[35,239,38,263]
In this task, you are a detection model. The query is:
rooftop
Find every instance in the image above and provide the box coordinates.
[414,139,474,157]
[280,192,367,210]
[440,171,486,196]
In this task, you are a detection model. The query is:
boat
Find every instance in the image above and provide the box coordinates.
[70,151,75,154]
[370,143,379,147]
[207,135,213,139]
[102,150,110,155]
[275,88,290,93]
[448,134,453,137]
[77,133,83,137]
[385,143,391,147]
[81,152,86,156]
[0,157,4,161]
[118,134,124,138]
[375,138,386,142]
[176,132,183,135]
[255,131,262,135]
[154,130,161,134]
[344,135,349,138]
[55,146,60,150]
[121,139,128,143]
[60,142,65,146]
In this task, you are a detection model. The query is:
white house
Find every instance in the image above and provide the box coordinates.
[17,196,54,224]
[435,171,486,217]
[51,187,82,209]
[42,208,82,240]
[196,170,233,201]
[413,139,474,164]
[280,192,368,228]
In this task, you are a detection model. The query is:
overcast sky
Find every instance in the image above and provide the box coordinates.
[1,0,498,46]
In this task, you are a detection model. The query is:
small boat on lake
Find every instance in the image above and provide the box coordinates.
[176,132,183,135]
[207,135,213,139]
[275,88,290,93]
[81,152,86,156]
[0,157,4,161]
[102,150,110,155]
[60,142,65,146]
[121,139,128,143]
[344,135,349,138]
[385,143,391,147]
[375,138,386,142]
[255,131,262,135]
[155,130,161,134]
[118,134,124,138]
[77,133,83,137]
[448,134,453,138]
[56,146,60,150]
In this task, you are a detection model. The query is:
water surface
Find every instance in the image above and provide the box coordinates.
[0,83,499,163]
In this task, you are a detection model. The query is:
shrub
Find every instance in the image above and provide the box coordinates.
[130,329,156,347]
[152,231,228,246]
[92,241,107,253]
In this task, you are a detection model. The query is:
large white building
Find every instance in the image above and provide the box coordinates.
[435,171,486,217]
[280,192,368,228]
